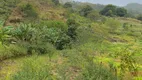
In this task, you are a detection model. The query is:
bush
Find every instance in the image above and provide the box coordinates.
[55,33,71,50]
[37,21,71,50]
[67,18,78,40]
[19,3,38,18]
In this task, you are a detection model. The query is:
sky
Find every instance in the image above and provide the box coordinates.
[74,0,142,6]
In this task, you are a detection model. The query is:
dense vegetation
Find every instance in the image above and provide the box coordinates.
[0,0,142,80]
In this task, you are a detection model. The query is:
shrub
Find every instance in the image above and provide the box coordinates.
[19,3,38,18]
[55,33,71,50]
[36,20,73,50]
[67,18,78,40]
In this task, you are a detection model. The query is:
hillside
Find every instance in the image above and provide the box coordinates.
[125,3,142,16]
[0,0,142,80]
[0,0,67,26]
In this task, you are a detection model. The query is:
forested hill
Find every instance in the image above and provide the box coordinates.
[124,3,142,16]
[0,0,142,80]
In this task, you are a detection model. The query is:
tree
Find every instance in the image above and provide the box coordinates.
[52,0,60,5]
[116,8,127,17]
[87,10,101,21]
[64,2,72,8]
[105,10,113,17]
[137,15,142,21]
[19,3,38,18]
[79,5,93,17]
[100,4,117,16]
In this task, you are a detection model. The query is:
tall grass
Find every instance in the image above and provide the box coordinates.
[11,57,53,80]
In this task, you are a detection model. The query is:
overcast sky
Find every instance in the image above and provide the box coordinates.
[74,0,141,6]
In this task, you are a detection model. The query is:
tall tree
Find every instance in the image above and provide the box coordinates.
[100,4,117,16]
[52,0,60,5]
[116,8,127,17]
[79,5,93,17]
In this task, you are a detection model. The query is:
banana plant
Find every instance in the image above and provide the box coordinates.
[0,20,13,46]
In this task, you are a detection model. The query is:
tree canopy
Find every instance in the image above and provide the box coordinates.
[116,7,127,17]
[100,4,127,17]
[79,5,93,17]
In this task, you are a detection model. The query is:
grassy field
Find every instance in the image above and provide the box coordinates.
[0,16,142,80]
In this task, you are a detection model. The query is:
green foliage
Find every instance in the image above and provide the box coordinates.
[64,2,72,8]
[39,20,68,31]
[87,10,101,21]
[55,33,71,50]
[0,0,19,20]
[137,15,142,21]
[100,4,127,17]
[0,1,142,80]
[10,23,55,54]
[0,25,13,46]
[11,23,35,41]
[100,4,117,17]
[116,7,127,17]
[37,20,71,50]
[79,5,93,17]
[12,22,71,51]
[38,25,71,50]
[110,46,140,78]
[67,18,78,40]
[52,0,60,5]
[19,3,38,18]
[105,10,114,17]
